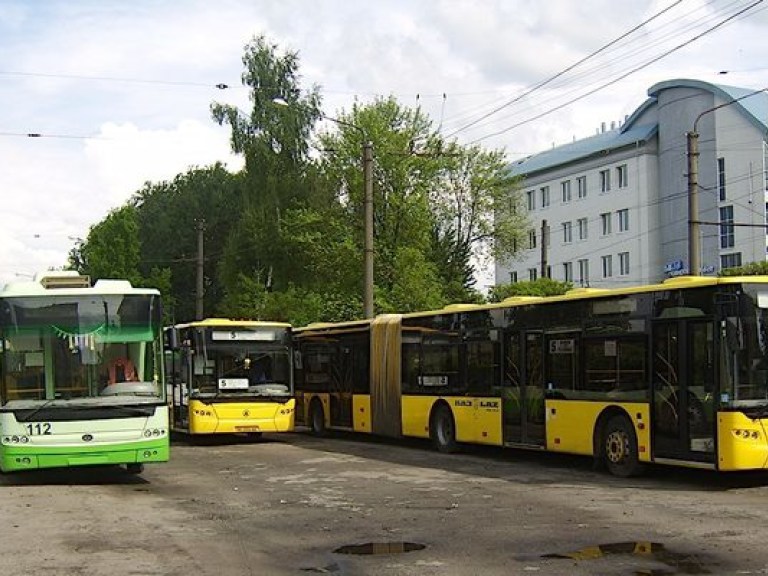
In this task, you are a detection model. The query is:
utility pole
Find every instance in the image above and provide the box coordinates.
[540,219,549,279]
[363,141,374,318]
[196,219,205,319]
[686,130,701,276]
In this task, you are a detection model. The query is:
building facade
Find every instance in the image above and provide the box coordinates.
[496,79,768,288]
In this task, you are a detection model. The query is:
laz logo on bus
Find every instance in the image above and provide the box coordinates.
[479,400,499,410]
[24,423,52,435]
[454,400,473,407]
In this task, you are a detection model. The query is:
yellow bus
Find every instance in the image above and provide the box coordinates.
[166,318,295,436]
[294,276,768,476]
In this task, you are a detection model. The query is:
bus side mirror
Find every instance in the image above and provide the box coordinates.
[165,328,180,351]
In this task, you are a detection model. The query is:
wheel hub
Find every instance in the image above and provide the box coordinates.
[606,430,627,463]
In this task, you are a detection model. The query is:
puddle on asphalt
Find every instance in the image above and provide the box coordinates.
[542,541,711,574]
[333,542,426,555]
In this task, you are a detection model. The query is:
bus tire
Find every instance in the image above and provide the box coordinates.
[431,404,458,453]
[603,415,643,477]
[309,398,327,437]
[126,463,144,475]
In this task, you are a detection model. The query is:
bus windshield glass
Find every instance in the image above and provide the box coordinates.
[187,327,292,398]
[720,285,768,410]
[0,293,164,408]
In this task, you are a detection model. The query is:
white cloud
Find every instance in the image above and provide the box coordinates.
[1,0,767,288]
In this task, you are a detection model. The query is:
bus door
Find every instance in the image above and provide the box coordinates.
[652,320,715,462]
[501,330,545,447]
[329,341,354,428]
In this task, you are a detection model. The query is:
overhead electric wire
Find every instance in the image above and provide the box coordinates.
[467,0,765,145]
[443,0,684,139]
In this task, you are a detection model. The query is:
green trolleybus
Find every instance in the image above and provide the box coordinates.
[294,276,768,476]
[0,272,169,473]
[166,318,295,436]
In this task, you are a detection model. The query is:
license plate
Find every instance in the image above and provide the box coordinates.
[235,426,261,432]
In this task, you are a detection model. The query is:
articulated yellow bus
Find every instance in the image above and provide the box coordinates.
[294,276,768,476]
[166,319,295,436]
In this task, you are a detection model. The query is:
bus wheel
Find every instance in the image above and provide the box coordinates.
[603,415,643,477]
[309,399,327,437]
[431,404,458,453]
[126,463,144,475]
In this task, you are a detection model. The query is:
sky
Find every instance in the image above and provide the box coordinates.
[1,0,768,290]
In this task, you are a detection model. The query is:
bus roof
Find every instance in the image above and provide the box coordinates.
[172,318,291,330]
[0,275,159,297]
[293,275,768,332]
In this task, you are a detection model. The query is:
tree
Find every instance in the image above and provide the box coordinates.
[318,97,448,312]
[70,205,142,285]
[719,261,768,276]
[132,164,242,321]
[488,278,572,302]
[210,35,324,312]
[429,143,527,302]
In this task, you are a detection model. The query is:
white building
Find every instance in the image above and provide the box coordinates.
[496,78,768,288]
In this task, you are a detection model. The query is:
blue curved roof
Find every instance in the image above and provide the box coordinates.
[509,122,657,176]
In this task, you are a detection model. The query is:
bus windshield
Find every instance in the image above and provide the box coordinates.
[187,339,292,399]
[720,286,768,411]
[0,293,164,408]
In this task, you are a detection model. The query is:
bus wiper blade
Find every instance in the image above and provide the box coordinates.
[18,399,57,422]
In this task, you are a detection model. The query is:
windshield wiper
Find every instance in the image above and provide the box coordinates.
[18,399,57,422]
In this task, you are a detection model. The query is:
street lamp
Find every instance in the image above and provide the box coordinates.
[272,99,374,318]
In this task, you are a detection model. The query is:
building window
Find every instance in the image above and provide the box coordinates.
[601,212,612,235]
[721,253,742,270]
[619,252,630,275]
[561,180,571,203]
[577,176,587,199]
[563,262,573,282]
[577,217,588,240]
[578,259,589,285]
[600,169,611,192]
[602,255,613,278]
[617,208,629,232]
[562,221,572,243]
[616,164,628,188]
[526,190,535,211]
[528,229,537,249]
[528,268,538,281]
[510,271,518,283]
[540,186,550,208]
[719,205,734,248]
[718,157,726,201]
[546,265,552,279]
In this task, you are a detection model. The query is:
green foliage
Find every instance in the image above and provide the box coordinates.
[719,261,768,276]
[72,36,531,326]
[133,164,241,321]
[70,205,142,284]
[488,278,573,302]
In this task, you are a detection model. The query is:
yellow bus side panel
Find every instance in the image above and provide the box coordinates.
[353,395,372,433]
[546,401,651,462]
[400,396,502,445]
[717,412,768,471]
[187,399,295,434]
[401,396,434,439]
